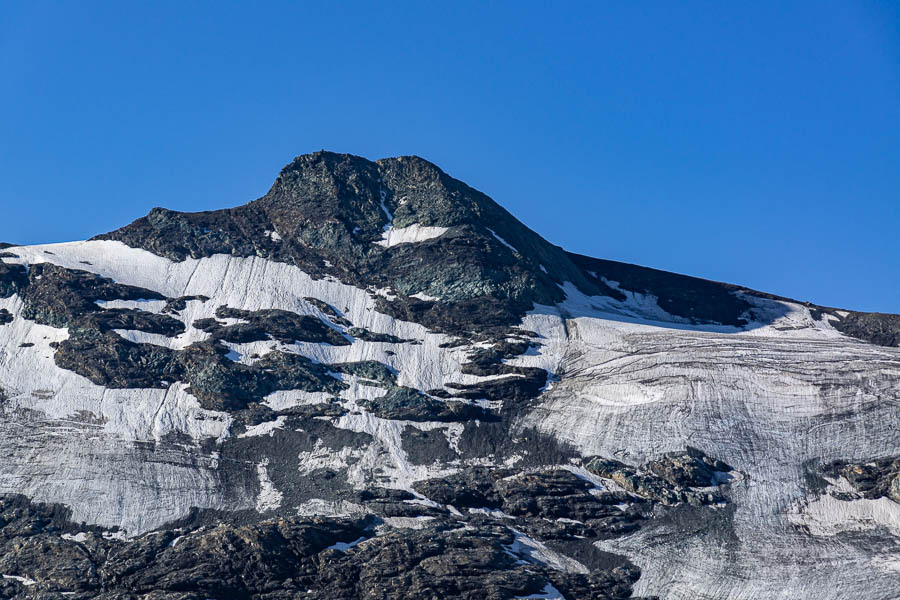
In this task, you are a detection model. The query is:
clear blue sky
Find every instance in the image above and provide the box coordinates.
[2,2,899,312]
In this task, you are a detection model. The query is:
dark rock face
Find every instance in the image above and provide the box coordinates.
[412,467,649,540]
[0,309,12,325]
[0,493,655,600]
[21,263,166,329]
[56,331,348,411]
[568,252,756,327]
[445,369,547,406]
[829,456,900,502]
[177,345,348,411]
[330,360,397,385]
[80,309,186,336]
[584,451,731,507]
[56,328,181,389]
[361,387,493,422]
[94,152,602,336]
[347,326,410,344]
[645,447,733,489]
[401,426,458,465]
[0,261,29,299]
[829,311,900,348]
[161,295,209,314]
[194,306,349,346]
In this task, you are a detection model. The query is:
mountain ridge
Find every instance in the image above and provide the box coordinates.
[0,151,898,598]
[89,150,897,345]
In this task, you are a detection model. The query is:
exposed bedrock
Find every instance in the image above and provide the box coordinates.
[828,311,900,348]
[194,305,349,346]
[0,262,28,299]
[0,493,654,600]
[94,152,600,336]
[55,334,349,411]
[584,450,732,507]
[20,263,167,329]
[2,151,900,599]
[828,456,900,502]
[361,386,494,422]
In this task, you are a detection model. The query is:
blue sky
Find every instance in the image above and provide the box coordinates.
[2,2,899,312]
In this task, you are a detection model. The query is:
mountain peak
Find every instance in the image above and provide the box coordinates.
[92,151,899,344]
[95,151,599,334]
[4,151,900,599]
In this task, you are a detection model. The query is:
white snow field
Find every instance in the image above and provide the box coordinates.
[0,240,898,598]
[374,223,449,248]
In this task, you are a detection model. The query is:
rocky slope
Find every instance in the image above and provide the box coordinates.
[0,151,898,599]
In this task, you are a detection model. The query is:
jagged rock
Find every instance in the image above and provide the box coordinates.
[304,297,353,327]
[645,447,732,488]
[829,311,900,347]
[330,360,397,385]
[0,309,12,325]
[56,331,347,410]
[161,295,209,314]
[461,340,534,377]
[180,345,346,411]
[347,326,411,344]
[55,327,181,389]
[101,519,370,597]
[0,495,646,599]
[278,402,347,419]
[0,262,28,299]
[194,306,349,345]
[401,425,458,465]
[79,309,186,336]
[446,367,547,405]
[414,468,647,541]
[21,263,166,328]
[832,456,900,501]
[362,387,492,422]
[584,454,728,506]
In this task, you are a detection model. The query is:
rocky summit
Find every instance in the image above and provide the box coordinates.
[0,151,898,599]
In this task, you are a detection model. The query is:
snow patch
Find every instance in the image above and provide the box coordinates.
[326,536,366,552]
[515,583,566,599]
[295,499,365,518]
[411,292,441,302]
[375,224,449,248]
[505,529,589,574]
[255,459,283,512]
[788,490,900,536]
[95,298,167,313]
[468,507,516,519]
[2,574,37,586]
[487,228,518,254]
[240,416,288,438]
[379,189,393,230]
[381,516,435,529]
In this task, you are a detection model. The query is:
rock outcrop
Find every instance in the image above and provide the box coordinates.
[0,151,898,598]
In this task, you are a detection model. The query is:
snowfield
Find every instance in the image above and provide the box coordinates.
[0,240,898,597]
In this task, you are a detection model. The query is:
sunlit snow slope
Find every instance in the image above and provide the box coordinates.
[0,152,897,599]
